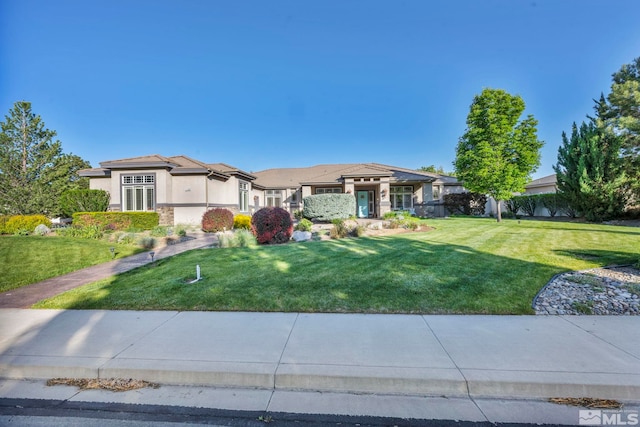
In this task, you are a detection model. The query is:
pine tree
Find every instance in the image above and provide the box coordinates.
[0,101,90,215]
[554,121,628,221]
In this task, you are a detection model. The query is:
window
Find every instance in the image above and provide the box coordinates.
[390,186,414,211]
[239,181,249,212]
[432,185,441,200]
[266,189,282,207]
[122,174,155,211]
[315,187,342,194]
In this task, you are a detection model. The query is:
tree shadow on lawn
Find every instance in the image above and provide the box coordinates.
[35,235,638,315]
[553,249,638,265]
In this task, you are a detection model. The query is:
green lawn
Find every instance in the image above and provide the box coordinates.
[0,236,143,292]
[33,218,640,314]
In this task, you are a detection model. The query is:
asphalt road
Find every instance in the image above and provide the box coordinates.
[0,398,571,427]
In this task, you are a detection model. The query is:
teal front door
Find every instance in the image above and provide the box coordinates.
[357,191,369,218]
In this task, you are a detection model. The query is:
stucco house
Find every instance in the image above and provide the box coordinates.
[79,155,463,225]
[79,154,257,225]
[523,174,557,195]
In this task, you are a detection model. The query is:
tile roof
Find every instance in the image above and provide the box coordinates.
[252,163,453,188]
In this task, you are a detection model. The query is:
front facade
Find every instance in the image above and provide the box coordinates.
[251,163,462,219]
[79,155,256,225]
[79,155,463,225]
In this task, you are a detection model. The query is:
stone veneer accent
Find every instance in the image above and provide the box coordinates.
[157,206,174,226]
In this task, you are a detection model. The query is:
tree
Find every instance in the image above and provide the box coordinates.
[554,121,628,221]
[454,88,543,221]
[597,57,640,198]
[418,165,456,176]
[0,101,90,216]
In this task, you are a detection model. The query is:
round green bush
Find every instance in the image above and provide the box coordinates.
[201,208,234,232]
[251,207,293,244]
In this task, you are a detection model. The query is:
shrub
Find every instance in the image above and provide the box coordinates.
[538,193,561,217]
[295,218,313,232]
[0,215,9,234]
[329,218,350,239]
[34,224,51,236]
[151,226,169,237]
[175,224,188,238]
[293,209,304,220]
[59,189,110,217]
[4,215,52,235]
[504,199,521,217]
[443,192,487,216]
[251,207,293,244]
[202,208,234,232]
[302,194,356,221]
[233,214,252,230]
[138,236,157,249]
[72,212,159,230]
[57,225,104,239]
[513,195,538,217]
[218,229,257,248]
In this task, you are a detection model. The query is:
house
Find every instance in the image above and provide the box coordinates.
[252,163,463,218]
[79,154,256,225]
[524,174,557,195]
[79,155,464,225]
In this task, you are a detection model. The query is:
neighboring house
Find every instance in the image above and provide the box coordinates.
[79,155,464,225]
[79,155,256,225]
[523,174,557,195]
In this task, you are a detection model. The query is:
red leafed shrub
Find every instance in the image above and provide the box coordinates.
[201,208,234,232]
[251,207,293,244]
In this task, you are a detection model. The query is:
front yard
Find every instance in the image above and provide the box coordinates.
[0,237,143,293]
[33,218,640,314]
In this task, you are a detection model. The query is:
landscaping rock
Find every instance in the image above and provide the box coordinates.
[292,230,312,242]
[534,266,640,315]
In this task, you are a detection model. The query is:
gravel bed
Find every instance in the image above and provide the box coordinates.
[533,265,640,315]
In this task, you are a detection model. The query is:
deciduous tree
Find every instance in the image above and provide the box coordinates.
[454,88,543,221]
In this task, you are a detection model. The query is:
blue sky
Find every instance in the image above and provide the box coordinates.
[1,0,638,178]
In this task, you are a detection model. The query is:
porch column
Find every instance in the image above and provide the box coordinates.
[344,178,355,195]
[379,178,391,216]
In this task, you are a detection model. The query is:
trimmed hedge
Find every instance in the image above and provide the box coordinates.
[72,212,159,230]
[59,189,110,217]
[443,192,487,216]
[202,208,234,232]
[1,215,52,235]
[251,207,293,244]
[302,193,356,221]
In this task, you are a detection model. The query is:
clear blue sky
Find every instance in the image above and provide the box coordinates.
[1,1,638,178]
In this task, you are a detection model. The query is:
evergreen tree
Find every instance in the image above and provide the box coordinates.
[554,121,628,221]
[0,101,90,215]
[454,88,543,221]
[597,57,640,198]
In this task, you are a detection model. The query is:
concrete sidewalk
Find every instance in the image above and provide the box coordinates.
[1,310,639,402]
[0,232,218,308]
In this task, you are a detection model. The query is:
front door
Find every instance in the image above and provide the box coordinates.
[357,191,369,218]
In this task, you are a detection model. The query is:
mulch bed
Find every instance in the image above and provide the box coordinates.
[46,377,160,392]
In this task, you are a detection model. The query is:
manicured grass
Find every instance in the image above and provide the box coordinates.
[34,218,640,314]
[0,236,143,292]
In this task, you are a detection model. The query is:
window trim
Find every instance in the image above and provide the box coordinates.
[239,181,249,212]
[121,173,156,212]
[315,187,342,194]
[390,185,414,211]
